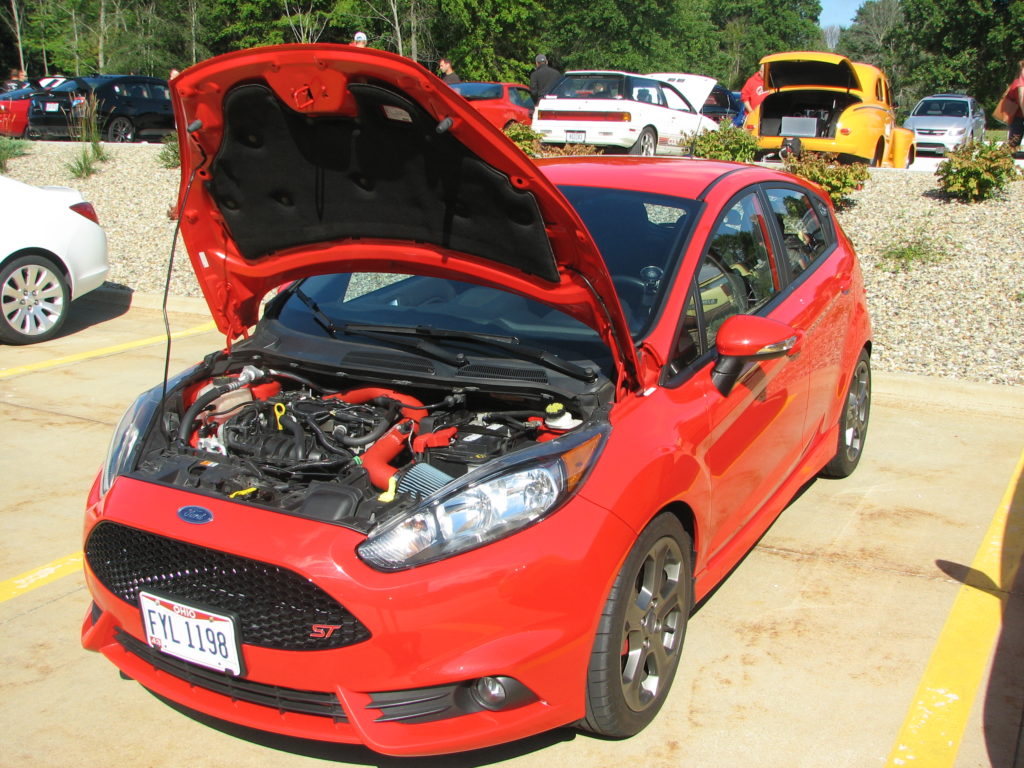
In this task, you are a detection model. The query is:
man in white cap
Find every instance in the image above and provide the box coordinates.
[353,31,368,47]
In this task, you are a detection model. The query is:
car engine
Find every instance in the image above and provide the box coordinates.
[131,364,591,532]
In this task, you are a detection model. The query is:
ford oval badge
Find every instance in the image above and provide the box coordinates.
[177,505,213,524]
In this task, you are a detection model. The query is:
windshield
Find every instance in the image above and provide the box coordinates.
[451,82,503,101]
[548,75,626,100]
[274,273,615,376]
[912,99,968,118]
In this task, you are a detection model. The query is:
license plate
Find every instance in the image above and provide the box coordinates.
[566,130,586,143]
[43,102,60,112]
[139,591,244,675]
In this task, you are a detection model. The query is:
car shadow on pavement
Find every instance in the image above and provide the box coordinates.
[150,691,577,766]
[59,285,134,338]
[936,464,1024,768]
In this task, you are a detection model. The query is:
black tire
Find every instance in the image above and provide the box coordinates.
[106,116,135,142]
[629,127,657,156]
[581,513,693,738]
[821,349,871,478]
[0,255,70,344]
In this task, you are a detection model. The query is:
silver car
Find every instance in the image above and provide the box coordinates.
[903,94,985,155]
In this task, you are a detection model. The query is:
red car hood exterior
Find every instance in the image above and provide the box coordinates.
[170,44,640,388]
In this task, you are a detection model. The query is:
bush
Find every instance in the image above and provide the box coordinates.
[67,145,98,178]
[935,141,1021,202]
[159,131,180,169]
[0,137,28,172]
[685,125,758,163]
[503,122,601,158]
[783,152,869,206]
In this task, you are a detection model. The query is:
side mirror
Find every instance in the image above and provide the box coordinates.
[711,315,802,396]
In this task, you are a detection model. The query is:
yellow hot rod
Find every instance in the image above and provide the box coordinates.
[745,51,915,168]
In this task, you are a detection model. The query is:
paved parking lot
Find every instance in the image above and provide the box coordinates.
[1,291,1022,767]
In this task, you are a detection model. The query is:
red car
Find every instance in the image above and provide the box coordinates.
[0,78,65,137]
[451,80,534,129]
[81,45,871,757]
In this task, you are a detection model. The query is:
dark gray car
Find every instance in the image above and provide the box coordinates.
[903,94,985,155]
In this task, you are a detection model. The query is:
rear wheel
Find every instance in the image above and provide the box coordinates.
[106,116,135,142]
[0,255,70,344]
[821,350,871,478]
[629,127,657,156]
[581,513,692,738]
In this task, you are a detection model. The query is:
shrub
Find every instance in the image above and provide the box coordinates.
[0,137,28,172]
[159,131,180,169]
[67,145,98,178]
[685,125,758,163]
[503,122,601,158]
[783,152,869,206]
[935,141,1021,202]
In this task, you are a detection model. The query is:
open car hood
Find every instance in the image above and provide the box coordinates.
[647,73,715,110]
[761,52,860,91]
[170,45,640,388]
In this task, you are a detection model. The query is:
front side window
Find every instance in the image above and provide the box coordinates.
[671,192,778,369]
[764,188,831,279]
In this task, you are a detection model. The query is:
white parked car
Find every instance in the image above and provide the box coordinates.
[533,70,718,155]
[0,175,109,344]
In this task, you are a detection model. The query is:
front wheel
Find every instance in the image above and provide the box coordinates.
[0,255,70,344]
[106,116,135,142]
[821,349,871,478]
[629,127,657,156]
[580,513,692,738]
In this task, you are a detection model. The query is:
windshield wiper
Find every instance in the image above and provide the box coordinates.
[289,289,465,367]
[342,323,596,382]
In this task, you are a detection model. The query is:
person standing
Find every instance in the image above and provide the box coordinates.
[1005,59,1024,152]
[530,54,560,101]
[438,57,461,85]
[740,65,769,115]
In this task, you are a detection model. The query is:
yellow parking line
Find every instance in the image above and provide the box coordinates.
[0,552,84,603]
[0,321,216,379]
[886,448,1024,766]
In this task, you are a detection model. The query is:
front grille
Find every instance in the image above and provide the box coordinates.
[117,629,347,720]
[86,522,370,651]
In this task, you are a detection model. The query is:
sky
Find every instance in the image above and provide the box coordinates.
[819,0,861,28]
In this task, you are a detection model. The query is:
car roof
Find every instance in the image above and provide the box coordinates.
[920,93,970,99]
[535,156,790,199]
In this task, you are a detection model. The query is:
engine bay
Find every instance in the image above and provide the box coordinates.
[131,361,601,533]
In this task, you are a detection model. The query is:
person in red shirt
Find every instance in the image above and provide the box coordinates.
[740,66,769,114]
[1006,59,1024,151]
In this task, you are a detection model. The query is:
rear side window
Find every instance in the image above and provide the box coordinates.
[764,188,832,279]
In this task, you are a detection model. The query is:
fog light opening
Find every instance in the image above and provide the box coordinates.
[473,676,508,710]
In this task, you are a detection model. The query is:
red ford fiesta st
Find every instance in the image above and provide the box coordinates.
[81,44,871,756]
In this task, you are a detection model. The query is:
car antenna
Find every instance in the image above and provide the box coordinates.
[159,120,206,431]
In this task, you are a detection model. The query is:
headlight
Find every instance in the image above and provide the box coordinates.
[100,365,201,494]
[358,427,607,570]
[951,127,966,136]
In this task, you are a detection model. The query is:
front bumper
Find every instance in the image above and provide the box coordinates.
[81,476,634,756]
[911,131,965,154]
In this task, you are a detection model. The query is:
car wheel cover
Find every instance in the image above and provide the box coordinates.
[841,358,870,461]
[110,117,133,141]
[1,263,65,336]
[639,130,655,156]
[620,534,686,711]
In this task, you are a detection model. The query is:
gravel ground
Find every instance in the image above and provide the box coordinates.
[5,141,1023,386]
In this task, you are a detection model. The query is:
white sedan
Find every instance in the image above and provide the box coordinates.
[532,70,718,155]
[0,175,109,344]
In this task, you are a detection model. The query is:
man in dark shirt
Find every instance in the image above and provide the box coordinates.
[439,58,461,85]
[530,54,561,101]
